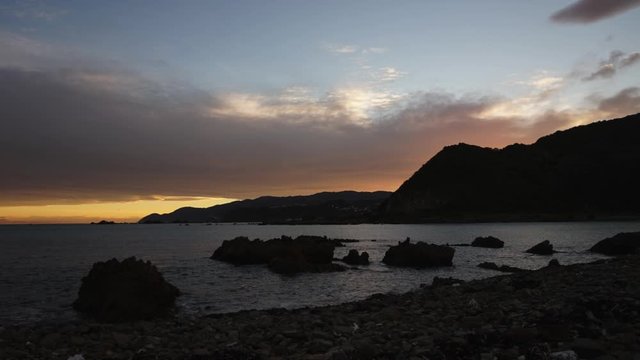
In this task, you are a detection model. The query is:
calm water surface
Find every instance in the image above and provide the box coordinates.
[1,222,639,324]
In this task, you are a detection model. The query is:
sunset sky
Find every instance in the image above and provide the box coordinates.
[1,0,640,223]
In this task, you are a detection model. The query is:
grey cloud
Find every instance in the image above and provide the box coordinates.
[0,66,573,206]
[583,51,640,81]
[596,87,640,116]
[551,0,640,23]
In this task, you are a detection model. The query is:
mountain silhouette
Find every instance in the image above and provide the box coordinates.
[139,191,391,224]
[383,113,640,222]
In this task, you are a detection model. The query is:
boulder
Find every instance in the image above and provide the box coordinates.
[73,257,180,323]
[341,249,370,265]
[589,232,640,255]
[526,240,554,255]
[382,239,454,267]
[211,235,343,274]
[471,236,504,248]
[478,262,527,273]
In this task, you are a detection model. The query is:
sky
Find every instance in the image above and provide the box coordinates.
[1,0,640,223]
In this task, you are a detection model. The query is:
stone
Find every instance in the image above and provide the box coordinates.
[526,240,554,255]
[571,338,606,358]
[308,339,333,354]
[382,239,454,267]
[113,332,133,347]
[550,351,578,360]
[40,333,62,347]
[72,257,180,323]
[431,277,465,288]
[478,262,527,273]
[471,236,505,248]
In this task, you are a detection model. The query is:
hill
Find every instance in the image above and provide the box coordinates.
[383,113,640,222]
[139,191,391,224]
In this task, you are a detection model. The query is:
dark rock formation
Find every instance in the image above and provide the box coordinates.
[140,191,391,224]
[341,249,370,265]
[526,240,555,255]
[478,262,528,273]
[471,236,504,248]
[383,113,640,222]
[211,235,344,274]
[590,231,640,255]
[73,257,180,323]
[382,239,454,267]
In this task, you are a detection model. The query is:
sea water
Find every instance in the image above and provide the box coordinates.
[1,222,639,324]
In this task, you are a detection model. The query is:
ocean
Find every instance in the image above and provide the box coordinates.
[1,222,639,325]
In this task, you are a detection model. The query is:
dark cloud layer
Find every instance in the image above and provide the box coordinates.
[0,66,582,206]
[551,0,640,23]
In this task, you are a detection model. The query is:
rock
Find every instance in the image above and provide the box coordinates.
[471,236,504,248]
[341,250,370,265]
[212,235,344,274]
[431,277,464,288]
[526,240,554,255]
[72,257,180,323]
[40,332,62,347]
[547,259,561,267]
[589,232,640,255]
[382,239,454,267]
[113,332,133,347]
[478,262,527,273]
[505,327,538,345]
[308,339,333,354]
[550,350,578,360]
[570,338,606,358]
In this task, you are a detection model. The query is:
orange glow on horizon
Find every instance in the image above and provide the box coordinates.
[0,197,236,224]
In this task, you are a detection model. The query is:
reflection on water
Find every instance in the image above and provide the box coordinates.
[1,222,639,324]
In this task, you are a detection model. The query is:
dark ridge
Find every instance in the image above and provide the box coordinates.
[139,191,391,224]
[383,113,640,222]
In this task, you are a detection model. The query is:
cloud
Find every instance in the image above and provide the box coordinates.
[1,62,595,206]
[583,51,640,81]
[375,67,407,82]
[324,43,388,56]
[0,1,68,21]
[595,87,640,116]
[551,0,640,23]
[325,44,359,54]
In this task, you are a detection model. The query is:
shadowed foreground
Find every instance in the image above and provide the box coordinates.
[1,256,639,359]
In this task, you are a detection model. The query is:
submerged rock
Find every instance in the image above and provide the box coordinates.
[589,231,640,255]
[73,257,180,323]
[269,255,346,275]
[431,277,464,288]
[526,240,555,255]
[341,249,370,265]
[478,262,527,273]
[471,236,504,248]
[382,239,454,267]
[211,235,343,274]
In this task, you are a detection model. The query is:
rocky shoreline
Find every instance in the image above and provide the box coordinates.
[2,255,640,359]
